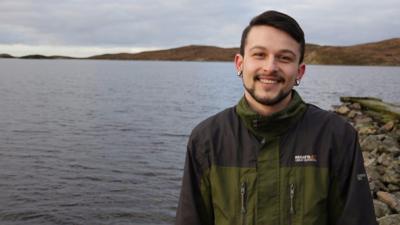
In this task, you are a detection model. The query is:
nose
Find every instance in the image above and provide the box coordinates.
[262,57,278,73]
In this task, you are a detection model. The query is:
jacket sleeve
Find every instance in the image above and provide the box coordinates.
[175,137,214,225]
[328,124,378,225]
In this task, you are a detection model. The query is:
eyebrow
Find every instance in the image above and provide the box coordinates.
[249,45,297,57]
[249,46,267,51]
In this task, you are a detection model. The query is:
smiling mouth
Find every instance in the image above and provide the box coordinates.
[259,78,278,84]
[256,75,284,84]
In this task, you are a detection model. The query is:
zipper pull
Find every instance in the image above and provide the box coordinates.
[290,183,295,215]
[241,182,246,214]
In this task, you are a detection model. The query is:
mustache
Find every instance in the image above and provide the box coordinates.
[254,74,285,82]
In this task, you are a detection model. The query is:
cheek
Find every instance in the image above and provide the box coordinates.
[282,66,300,80]
[242,72,256,87]
[242,73,253,83]
[243,59,259,71]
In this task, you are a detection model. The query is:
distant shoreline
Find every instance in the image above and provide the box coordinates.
[1,38,399,66]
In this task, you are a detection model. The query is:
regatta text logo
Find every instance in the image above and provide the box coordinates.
[294,154,317,163]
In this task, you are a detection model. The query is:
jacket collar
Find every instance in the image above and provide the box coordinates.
[236,90,307,138]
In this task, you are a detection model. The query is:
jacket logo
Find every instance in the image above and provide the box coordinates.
[357,173,367,181]
[294,154,317,163]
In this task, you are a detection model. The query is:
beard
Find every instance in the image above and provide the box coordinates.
[243,74,292,106]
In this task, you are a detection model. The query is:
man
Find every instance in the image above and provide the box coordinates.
[176,10,377,225]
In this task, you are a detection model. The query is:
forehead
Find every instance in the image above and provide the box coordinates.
[245,25,300,54]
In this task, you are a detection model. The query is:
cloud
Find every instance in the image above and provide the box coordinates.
[0,0,248,47]
[250,0,400,45]
[0,0,399,56]
[0,43,156,57]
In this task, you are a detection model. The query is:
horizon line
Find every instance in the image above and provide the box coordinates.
[1,37,399,58]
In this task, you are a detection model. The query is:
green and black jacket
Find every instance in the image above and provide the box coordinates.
[176,91,377,225]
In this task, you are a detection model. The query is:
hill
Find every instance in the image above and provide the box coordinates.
[19,55,75,59]
[0,53,15,58]
[1,38,399,65]
[88,45,238,61]
[88,38,400,66]
[304,38,400,66]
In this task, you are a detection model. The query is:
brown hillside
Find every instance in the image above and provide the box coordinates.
[304,38,400,66]
[0,53,15,58]
[19,55,75,59]
[2,38,399,65]
[88,38,400,66]
[89,45,238,61]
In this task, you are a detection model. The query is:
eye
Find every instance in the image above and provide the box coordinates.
[278,55,294,63]
[253,52,266,59]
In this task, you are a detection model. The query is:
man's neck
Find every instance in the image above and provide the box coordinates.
[244,92,292,116]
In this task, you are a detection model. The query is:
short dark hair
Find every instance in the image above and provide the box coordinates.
[240,10,305,63]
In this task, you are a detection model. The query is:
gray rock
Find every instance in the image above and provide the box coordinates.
[394,129,400,139]
[348,110,360,119]
[364,154,377,167]
[377,191,400,213]
[336,105,351,115]
[388,184,400,192]
[382,121,396,132]
[359,126,378,135]
[368,166,388,192]
[378,214,400,225]
[382,146,400,155]
[361,134,399,154]
[350,102,362,110]
[354,115,374,124]
[374,199,392,218]
[366,165,382,181]
[362,135,383,152]
[370,180,387,193]
[382,166,400,186]
[378,153,394,167]
[380,135,400,154]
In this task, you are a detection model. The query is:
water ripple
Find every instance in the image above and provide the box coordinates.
[1,60,399,224]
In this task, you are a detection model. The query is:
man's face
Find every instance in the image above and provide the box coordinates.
[235,25,305,108]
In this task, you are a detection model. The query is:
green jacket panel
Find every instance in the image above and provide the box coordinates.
[176,91,377,225]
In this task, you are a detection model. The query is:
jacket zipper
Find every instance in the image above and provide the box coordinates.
[289,183,295,225]
[290,183,295,214]
[241,181,247,225]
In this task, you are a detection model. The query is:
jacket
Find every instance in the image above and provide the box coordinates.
[176,91,377,225]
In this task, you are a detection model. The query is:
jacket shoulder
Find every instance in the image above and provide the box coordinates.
[185,107,238,170]
[281,104,358,168]
[190,107,237,139]
[304,103,356,134]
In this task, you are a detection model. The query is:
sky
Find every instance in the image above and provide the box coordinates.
[1,0,399,57]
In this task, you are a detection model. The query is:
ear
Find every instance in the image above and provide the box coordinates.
[234,53,243,72]
[296,63,306,80]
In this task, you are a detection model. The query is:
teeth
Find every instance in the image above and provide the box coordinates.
[259,79,277,84]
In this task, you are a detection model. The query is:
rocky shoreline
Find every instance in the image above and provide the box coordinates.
[333,97,400,225]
